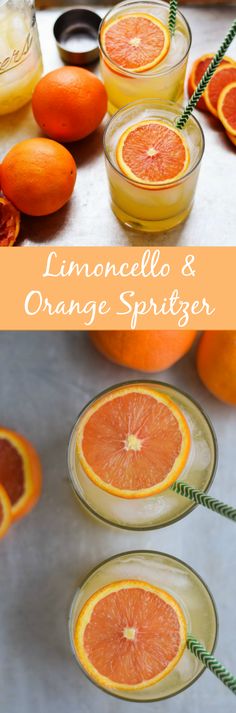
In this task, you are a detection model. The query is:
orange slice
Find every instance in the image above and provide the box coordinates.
[218,82,236,136]
[0,427,42,522]
[116,120,189,186]
[74,579,187,690]
[0,196,20,247]
[77,385,190,498]
[205,63,236,117]
[101,13,170,73]
[0,484,11,540]
[187,54,234,111]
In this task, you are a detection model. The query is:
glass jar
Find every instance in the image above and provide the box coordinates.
[0,0,43,115]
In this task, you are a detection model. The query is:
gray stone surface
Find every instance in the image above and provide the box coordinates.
[0,330,236,712]
[0,6,236,246]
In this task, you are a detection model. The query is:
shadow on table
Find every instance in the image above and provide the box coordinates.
[18,202,72,244]
[68,120,106,168]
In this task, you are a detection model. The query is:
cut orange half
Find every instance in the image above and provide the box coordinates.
[187,54,234,111]
[77,385,191,498]
[205,63,236,117]
[0,196,20,247]
[0,427,42,522]
[74,579,187,691]
[116,120,189,186]
[101,13,170,73]
[218,82,236,136]
[0,484,11,540]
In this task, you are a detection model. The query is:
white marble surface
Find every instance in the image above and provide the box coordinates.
[0,330,236,712]
[0,6,236,246]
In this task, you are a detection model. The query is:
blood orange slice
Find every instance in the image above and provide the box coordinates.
[218,82,236,136]
[77,385,190,498]
[0,196,20,247]
[101,13,170,73]
[116,120,189,186]
[205,63,236,117]
[187,54,233,111]
[0,484,11,540]
[74,579,187,690]
[0,427,42,522]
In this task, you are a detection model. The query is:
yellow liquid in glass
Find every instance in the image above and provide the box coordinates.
[104,100,204,232]
[69,551,217,701]
[0,6,43,115]
[68,382,216,530]
[100,1,191,114]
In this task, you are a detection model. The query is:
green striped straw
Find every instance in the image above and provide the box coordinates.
[168,0,178,36]
[176,18,236,130]
[187,635,236,694]
[171,481,236,522]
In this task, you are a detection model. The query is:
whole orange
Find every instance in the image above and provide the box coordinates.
[1,138,76,216]
[32,67,107,143]
[91,330,197,372]
[196,331,236,405]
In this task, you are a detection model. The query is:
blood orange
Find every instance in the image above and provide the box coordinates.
[1,138,77,217]
[90,330,197,372]
[101,13,170,73]
[0,197,20,247]
[218,82,236,136]
[187,54,233,111]
[116,120,189,185]
[0,484,11,539]
[0,427,42,522]
[205,63,236,117]
[77,385,190,498]
[74,580,186,690]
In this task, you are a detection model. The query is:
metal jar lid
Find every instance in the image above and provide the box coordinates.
[53,9,101,66]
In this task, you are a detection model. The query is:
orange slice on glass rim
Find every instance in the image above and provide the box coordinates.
[205,63,236,117]
[0,427,42,522]
[101,13,170,73]
[116,120,189,186]
[218,82,236,137]
[77,385,190,498]
[74,579,187,691]
[187,54,234,111]
[0,484,11,539]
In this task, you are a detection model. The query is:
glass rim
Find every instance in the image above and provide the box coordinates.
[69,549,218,703]
[98,0,192,78]
[67,379,218,531]
[103,98,205,188]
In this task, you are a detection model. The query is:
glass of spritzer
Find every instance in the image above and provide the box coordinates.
[69,550,217,701]
[68,381,217,531]
[104,98,205,232]
[99,0,191,114]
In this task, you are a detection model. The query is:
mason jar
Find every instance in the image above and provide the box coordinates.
[0,0,43,115]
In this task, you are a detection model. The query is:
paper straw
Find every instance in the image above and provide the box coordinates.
[171,481,236,522]
[168,0,178,36]
[187,635,236,694]
[176,18,236,129]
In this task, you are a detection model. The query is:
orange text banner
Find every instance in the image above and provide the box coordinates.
[1,247,235,330]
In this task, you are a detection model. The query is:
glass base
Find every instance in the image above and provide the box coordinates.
[111,200,192,233]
